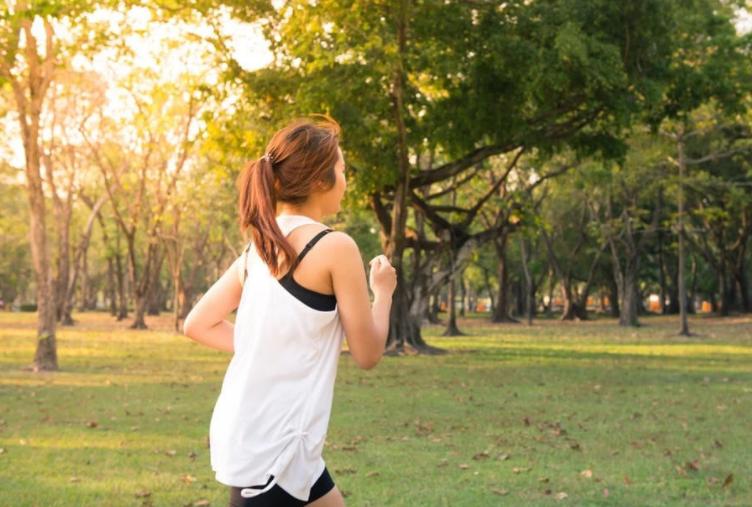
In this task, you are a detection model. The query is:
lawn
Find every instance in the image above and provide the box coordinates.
[0,311,750,506]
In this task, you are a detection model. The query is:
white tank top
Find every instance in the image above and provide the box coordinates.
[209,214,345,501]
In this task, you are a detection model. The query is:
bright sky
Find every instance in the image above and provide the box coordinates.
[2,5,274,170]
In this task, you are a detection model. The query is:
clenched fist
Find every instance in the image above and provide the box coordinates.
[368,254,397,298]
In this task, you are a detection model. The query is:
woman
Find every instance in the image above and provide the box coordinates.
[183,115,397,507]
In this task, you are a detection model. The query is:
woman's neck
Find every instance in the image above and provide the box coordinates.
[276,205,324,222]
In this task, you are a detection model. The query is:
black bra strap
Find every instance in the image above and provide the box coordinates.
[286,228,333,276]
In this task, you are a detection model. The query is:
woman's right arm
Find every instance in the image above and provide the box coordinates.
[328,232,396,369]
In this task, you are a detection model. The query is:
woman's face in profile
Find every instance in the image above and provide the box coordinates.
[322,146,347,214]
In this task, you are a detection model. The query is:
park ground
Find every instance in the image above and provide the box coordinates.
[0,311,750,506]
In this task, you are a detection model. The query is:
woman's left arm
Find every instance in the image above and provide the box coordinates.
[182,256,243,353]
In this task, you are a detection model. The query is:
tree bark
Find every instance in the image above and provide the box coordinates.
[491,230,518,323]
[617,262,640,327]
[519,237,534,325]
[442,272,464,336]
[678,134,691,334]
[459,269,467,317]
[2,17,59,370]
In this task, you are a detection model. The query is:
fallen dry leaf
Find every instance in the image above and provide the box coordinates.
[491,488,509,496]
[554,492,568,500]
[472,451,490,460]
[134,490,151,498]
[722,474,734,488]
[366,471,380,478]
[512,467,531,474]
[458,463,469,470]
[191,500,210,507]
[86,421,98,428]
[580,469,593,478]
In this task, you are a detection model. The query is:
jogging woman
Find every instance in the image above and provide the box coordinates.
[183,115,396,506]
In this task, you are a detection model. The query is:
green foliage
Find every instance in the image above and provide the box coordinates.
[213,0,704,201]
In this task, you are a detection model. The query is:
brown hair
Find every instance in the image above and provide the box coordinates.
[236,115,342,277]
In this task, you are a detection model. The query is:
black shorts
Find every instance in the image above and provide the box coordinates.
[228,467,335,507]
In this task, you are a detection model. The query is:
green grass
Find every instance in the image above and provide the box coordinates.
[1,311,750,506]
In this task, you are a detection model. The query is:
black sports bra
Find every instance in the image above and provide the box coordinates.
[277,228,336,311]
[243,228,337,311]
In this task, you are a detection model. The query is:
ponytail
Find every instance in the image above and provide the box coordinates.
[237,155,297,277]
[236,115,342,277]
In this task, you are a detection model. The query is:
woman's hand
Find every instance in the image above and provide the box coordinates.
[368,254,397,299]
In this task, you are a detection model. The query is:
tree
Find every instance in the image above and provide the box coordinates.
[539,170,606,321]
[587,135,667,327]
[2,3,62,370]
[648,0,752,333]
[218,0,712,351]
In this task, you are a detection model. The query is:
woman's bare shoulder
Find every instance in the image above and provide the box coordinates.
[320,230,360,257]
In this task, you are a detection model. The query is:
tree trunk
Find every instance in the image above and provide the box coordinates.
[62,195,106,325]
[427,290,442,324]
[658,228,669,314]
[378,1,442,353]
[53,204,72,323]
[107,256,117,316]
[459,270,466,317]
[4,17,59,371]
[442,273,464,336]
[666,258,680,314]
[677,135,690,335]
[519,237,534,325]
[717,265,731,317]
[77,246,89,313]
[26,147,58,370]
[115,242,128,321]
[560,282,588,321]
[482,268,495,315]
[619,266,640,327]
[607,274,620,317]
[491,231,518,323]
[147,246,165,316]
[688,254,697,315]
[735,269,750,313]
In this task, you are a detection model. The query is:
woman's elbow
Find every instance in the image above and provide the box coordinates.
[355,350,383,370]
[182,314,198,338]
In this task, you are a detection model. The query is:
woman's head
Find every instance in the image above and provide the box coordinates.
[236,115,346,276]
